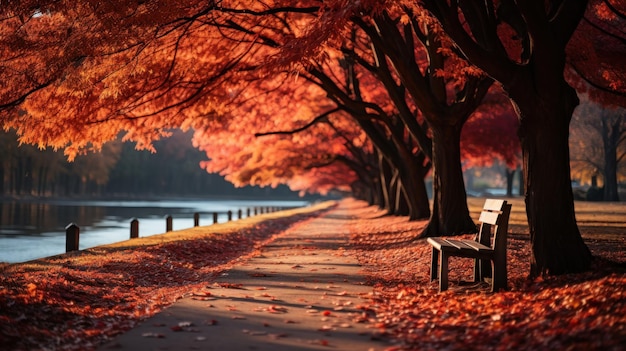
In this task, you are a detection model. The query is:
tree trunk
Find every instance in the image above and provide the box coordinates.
[372,176,385,209]
[395,179,410,216]
[602,118,620,201]
[506,168,515,196]
[388,169,400,215]
[421,123,476,237]
[515,85,592,277]
[603,147,619,201]
[401,152,431,220]
[379,153,394,212]
[517,166,524,197]
[353,117,430,220]
[399,166,431,220]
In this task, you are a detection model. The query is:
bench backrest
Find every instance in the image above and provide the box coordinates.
[477,199,511,252]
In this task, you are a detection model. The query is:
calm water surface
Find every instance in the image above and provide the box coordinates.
[0,198,309,263]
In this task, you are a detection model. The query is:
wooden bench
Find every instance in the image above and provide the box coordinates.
[427,199,512,292]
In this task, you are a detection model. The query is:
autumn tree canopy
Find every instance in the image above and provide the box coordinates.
[1,1,625,278]
[567,0,626,108]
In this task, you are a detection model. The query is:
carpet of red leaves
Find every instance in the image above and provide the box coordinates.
[345,200,626,351]
[1,199,625,351]
[0,210,322,351]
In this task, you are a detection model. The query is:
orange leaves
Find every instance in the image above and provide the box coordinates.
[0,209,317,350]
[193,71,365,195]
[1,0,277,159]
[346,200,626,350]
[2,1,372,196]
[267,305,288,314]
[25,283,38,297]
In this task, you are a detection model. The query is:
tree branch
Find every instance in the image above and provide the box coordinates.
[254,108,341,137]
[568,64,626,97]
[421,0,517,85]
[0,80,53,111]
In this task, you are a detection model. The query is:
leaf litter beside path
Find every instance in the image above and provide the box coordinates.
[2,198,624,351]
[345,197,626,351]
[0,201,336,351]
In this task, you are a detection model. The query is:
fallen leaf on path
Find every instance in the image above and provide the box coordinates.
[142,332,165,338]
[219,283,244,289]
[249,273,271,277]
[268,333,288,339]
[267,305,288,313]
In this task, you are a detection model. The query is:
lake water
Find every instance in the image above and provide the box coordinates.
[0,198,309,264]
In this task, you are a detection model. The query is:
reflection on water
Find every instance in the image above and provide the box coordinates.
[0,199,308,263]
[1,202,106,236]
[0,201,194,237]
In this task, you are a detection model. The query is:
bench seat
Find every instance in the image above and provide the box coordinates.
[427,199,512,292]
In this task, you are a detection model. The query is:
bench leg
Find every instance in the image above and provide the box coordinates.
[439,252,449,292]
[491,259,507,292]
[430,247,439,282]
[473,258,480,282]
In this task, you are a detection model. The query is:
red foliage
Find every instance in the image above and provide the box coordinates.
[462,86,521,169]
[567,0,626,108]
[1,201,624,350]
[193,73,367,195]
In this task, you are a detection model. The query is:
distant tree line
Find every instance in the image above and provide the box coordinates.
[569,97,626,201]
[0,129,300,199]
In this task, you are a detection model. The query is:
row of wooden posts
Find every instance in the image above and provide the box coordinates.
[65,206,287,253]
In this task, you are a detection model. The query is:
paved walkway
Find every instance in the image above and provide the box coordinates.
[99,205,390,351]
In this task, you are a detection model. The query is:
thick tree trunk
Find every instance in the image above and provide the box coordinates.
[515,85,592,277]
[395,161,430,220]
[421,123,476,237]
[401,153,431,220]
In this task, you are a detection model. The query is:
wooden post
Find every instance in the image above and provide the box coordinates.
[246,208,251,217]
[65,223,79,252]
[194,213,200,227]
[213,212,218,224]
[254,207,258,215]
[227,210,232,221]
[130,218,139,239]
[165,215,173,232]
[238,209,242,219]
